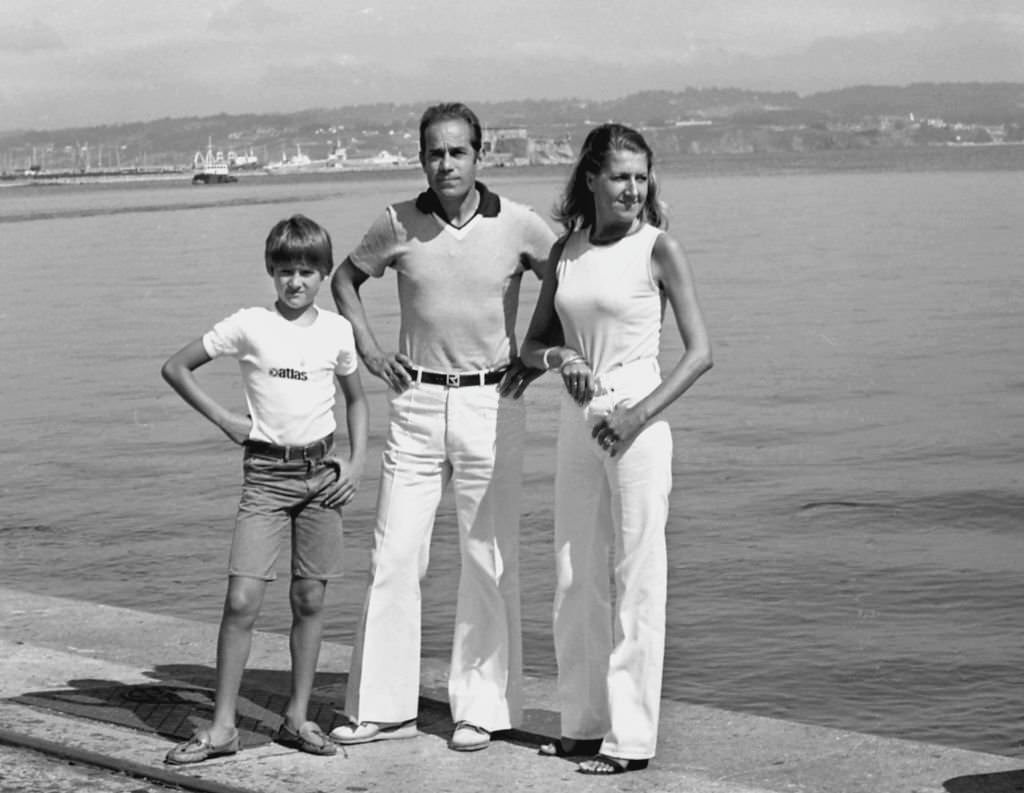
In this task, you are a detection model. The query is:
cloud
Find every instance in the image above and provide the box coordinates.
[207,0,289,34]
[0,18,64,54]
[1,2,1022,130]
[752,19,1024,92]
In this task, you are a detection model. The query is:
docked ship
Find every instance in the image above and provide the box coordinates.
[263,141,415,175]
[228,148,261,170]
[339,149,414,170]
[192,139,237,184]
[263,143,341,175]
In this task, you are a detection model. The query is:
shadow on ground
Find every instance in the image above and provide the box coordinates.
[946,770,1024,793]
[7,663,555,751]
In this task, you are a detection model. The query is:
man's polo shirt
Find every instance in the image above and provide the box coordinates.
[349,182,556,373]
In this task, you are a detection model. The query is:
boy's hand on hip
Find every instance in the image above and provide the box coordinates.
[219,413,253,445]
[322,456,359,507]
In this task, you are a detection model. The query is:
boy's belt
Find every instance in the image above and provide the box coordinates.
[244,435,333,461]
[403,365,508,388]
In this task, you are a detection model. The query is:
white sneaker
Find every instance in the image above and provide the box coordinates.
[450,721,490,752]
[329,719,417,745]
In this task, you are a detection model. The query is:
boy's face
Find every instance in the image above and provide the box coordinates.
[270,260,325,314]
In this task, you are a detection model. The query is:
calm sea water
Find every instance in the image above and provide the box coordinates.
[2,146,1023,755]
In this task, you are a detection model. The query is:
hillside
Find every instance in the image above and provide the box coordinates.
[3,83,1022,174]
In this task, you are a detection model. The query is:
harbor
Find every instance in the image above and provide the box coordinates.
[0,127,575,187]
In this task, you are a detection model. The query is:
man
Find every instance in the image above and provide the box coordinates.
[329,102,556,752]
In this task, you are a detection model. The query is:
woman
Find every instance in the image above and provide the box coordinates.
[521,123,712,774]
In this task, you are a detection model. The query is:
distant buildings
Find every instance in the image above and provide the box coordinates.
[482,127,574,167]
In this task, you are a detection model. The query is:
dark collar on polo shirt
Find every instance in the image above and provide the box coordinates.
[415,181,500,220]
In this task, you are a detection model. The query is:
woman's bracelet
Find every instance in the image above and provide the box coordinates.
[541,347,554,370]
[559,352,586,373]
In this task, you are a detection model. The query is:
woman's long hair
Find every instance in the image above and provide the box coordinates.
[554,122,666,233]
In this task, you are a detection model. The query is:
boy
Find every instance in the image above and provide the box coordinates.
[161,214,368,763]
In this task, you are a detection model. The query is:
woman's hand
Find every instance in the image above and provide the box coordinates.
[560,357,594,406]
[592,402,646,457]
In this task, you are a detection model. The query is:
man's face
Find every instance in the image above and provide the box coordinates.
[419,118,479,203]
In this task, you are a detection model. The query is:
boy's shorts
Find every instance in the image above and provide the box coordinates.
[229,441,345,581]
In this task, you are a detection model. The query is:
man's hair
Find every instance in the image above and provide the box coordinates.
[419,102,483,154]
[554,122,666,233]
[264,214,334,276]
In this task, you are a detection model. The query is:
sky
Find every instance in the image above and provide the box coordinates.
[2,0,1022,131]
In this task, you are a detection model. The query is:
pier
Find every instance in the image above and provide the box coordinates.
[0,587,1018,792]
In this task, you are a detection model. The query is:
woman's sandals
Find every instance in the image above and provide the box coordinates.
[538,737,602,758]
[577,754,650,775]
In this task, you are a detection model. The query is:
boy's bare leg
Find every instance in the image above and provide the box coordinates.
[209,575,268,741]
[283,576,328,729]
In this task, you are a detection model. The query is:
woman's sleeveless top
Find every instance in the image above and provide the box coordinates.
[554,224,664,376]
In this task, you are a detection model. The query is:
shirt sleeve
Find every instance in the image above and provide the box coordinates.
[201,308,250,359]
[348,206,400,278]
[521,208,558,276]
[334,318,359,376]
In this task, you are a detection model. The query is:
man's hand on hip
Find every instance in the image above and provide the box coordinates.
[366,352,415,393]
[498,357,545,400]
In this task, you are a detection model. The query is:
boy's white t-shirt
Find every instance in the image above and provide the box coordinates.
[202,306,358,447]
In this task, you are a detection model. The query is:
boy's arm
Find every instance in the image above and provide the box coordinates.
[320,369,369,508]
[161,338,252,445]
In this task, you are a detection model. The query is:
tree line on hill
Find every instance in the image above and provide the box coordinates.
[3,83,1023,172]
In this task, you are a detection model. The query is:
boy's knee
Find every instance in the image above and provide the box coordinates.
[223,576,266,621]
[290,577,327,617]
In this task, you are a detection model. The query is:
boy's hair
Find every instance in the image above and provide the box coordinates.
[264,214,334,276]
[419,102,483,154]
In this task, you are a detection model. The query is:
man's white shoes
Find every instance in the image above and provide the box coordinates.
[329,719,417,745]
[328,717,489,751]
[450,721,490,752]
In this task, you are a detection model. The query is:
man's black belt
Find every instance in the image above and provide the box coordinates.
[244,435,333,461]
[403,365,508,388]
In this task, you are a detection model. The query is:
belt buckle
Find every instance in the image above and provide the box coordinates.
[446,373,461,388]
[302,439,323,461]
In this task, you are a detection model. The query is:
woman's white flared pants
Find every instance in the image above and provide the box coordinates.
[553,363,671,760]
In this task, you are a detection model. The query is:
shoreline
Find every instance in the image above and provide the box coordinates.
[3,142,1023,189]
[1,586,1020,793]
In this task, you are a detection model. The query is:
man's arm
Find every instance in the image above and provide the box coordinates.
[497,227,558,399]
[330,256,412,393]
[161,338,252,444]
[522,211,558,281]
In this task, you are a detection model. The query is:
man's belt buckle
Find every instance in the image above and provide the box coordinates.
[446,373,461,388]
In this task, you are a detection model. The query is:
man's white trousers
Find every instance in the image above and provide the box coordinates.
[345,382,524,731]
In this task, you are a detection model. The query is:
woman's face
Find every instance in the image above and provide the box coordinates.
[586,148,649,227]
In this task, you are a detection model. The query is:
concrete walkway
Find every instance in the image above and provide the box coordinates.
[0,587,1019,793]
